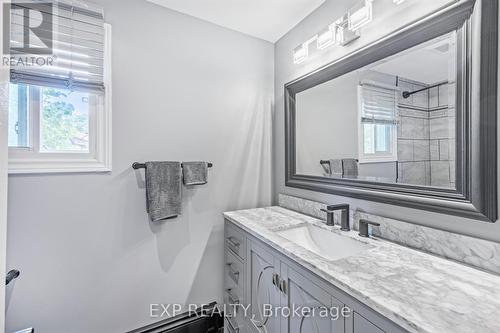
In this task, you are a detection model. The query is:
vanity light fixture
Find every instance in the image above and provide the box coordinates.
[292,0,383,64]
[293,43,309,64]
[348,0,374,31]
[317,24,337,50]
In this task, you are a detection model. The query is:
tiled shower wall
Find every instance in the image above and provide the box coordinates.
[397,78,455,188]
[397,78,431,185]
[429,83,456,187]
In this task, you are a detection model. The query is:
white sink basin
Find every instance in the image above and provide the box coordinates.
[277,224,369,261]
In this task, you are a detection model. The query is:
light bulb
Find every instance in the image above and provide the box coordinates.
[348,0,373,31]
[317,25,337,50]
[293,43,309,64]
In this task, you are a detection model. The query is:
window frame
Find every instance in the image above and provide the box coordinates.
[357,83,398,164]
[8,24,112,174]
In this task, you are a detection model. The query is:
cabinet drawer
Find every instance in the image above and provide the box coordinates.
[224,286,243,310]
[225,251,244,290]
[225,317,241,333]
[225,222,246,260]
[224,288,245,333]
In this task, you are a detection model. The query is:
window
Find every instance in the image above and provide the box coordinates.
[7,1,112,173]
[358,83,397,163]
[40,87,91,152]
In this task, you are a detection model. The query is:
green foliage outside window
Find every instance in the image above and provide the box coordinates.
[41,88,89,152]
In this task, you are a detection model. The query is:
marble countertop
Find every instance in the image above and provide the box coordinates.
[224,206,500,333]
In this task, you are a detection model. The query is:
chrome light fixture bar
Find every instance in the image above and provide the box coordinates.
[336,15,360,46]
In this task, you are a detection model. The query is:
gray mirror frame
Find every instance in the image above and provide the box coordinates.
[285,0,498,222]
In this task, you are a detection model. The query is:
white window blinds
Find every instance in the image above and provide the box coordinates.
[9,0,105,93]
[359,84,397,124]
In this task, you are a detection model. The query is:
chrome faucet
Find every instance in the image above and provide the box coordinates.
[320,204,350,231]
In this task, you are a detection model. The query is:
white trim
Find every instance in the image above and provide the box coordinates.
[0,0,9,328]
[7,23,112,174]
[8,158,112,174]
[358,156,397,164]
[101,23,112,171]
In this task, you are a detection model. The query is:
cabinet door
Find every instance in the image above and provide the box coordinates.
[352,312,384,333]
[247,241,281,333]
[280,265,345,333]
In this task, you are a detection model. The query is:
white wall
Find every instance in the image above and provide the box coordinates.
[295,70,359,175]
[274,0,500,242]
[5,0,274,332]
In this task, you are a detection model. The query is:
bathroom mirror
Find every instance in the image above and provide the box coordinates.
[295,32,457,188]
[285,1,498,221]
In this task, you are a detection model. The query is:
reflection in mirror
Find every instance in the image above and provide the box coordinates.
[295,31,457,189]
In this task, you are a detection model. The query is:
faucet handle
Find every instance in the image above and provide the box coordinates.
[358,219,381,238]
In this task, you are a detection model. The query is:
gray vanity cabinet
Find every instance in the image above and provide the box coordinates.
[225,220,407,333]
[279,264,345,333]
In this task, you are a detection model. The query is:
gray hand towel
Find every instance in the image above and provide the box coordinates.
[182,161,208,185]
[145,161,182,221]
[321,159,343,176]
[342,159,359,177]
[329,159,343,176]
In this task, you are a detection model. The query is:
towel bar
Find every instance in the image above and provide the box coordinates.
[132,162,213,170]
[320,159,358,165]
